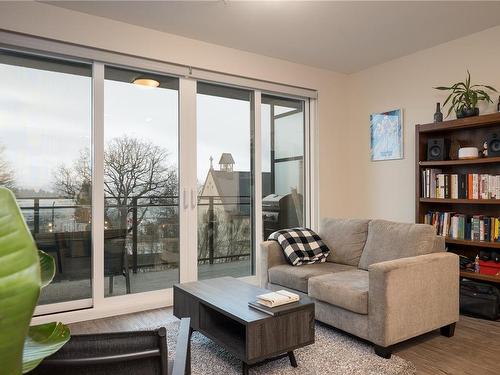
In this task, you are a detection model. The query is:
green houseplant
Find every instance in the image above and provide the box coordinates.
[0,187,70,374]
[435,70,497,118]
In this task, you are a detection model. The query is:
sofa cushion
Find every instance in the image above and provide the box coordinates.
[268,262,356,293]
[320,218,369,266]
[358,219,436,270]
[308,270,369,314]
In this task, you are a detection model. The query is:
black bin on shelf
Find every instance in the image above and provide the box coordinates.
[262,194,301,239]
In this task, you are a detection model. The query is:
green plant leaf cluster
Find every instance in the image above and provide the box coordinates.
[23,322,70,373]
[0,187,70,374]
[434,70,497,117]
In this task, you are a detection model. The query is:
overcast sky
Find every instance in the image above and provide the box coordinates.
[0,62,284,194]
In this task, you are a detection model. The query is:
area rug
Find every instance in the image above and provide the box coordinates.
[164,321,416,375]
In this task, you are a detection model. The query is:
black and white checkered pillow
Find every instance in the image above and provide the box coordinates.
[268,228,331,266]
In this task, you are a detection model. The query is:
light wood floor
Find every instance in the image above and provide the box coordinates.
[69,309,500,375]
[393,315,500,375]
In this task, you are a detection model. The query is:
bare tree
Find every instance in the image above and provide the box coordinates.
[53,148,91,198]
[104,136,176,229]
[0,145,15,190]
[53,136,177,230]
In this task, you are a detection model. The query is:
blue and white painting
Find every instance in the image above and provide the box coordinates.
[370,109,403,161]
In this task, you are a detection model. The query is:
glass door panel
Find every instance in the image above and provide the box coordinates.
[196,83,253,279]
[261,95,305,239]
[104,67,179,296]
[0,50,93,306]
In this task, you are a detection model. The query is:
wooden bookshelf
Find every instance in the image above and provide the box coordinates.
[420,156,500,167]
[445,237,500,249]
[419,198,500,205]
[460,271,500,283]
[416,113,500,284]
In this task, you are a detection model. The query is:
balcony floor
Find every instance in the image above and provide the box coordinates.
[38,259,251,305]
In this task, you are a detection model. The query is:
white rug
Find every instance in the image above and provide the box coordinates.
[165,321,416,375]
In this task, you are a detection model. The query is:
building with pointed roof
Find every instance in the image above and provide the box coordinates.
[200,153,271,216]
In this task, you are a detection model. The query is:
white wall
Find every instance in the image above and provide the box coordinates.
[0,1,351,222]
[345,25,500,223]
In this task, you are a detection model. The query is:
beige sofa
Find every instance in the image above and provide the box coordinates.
[260,218,459,358]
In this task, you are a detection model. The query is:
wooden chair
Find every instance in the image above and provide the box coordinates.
[31,318,192,375]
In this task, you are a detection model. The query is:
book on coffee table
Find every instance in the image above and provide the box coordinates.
[256,290,300,307]
[248,290,301,316]
[248,300,302,316]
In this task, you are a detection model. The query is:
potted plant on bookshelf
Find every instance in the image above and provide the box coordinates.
[435,70,497,119]
[0,187,70,374]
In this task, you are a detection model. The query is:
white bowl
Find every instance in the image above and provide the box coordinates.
[458,147,479,160]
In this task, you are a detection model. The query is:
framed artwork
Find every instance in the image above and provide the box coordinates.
[370,108,403,161]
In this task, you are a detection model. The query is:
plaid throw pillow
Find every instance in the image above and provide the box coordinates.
[268,228,331,266]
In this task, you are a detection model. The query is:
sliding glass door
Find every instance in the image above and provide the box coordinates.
[0,43,312,317]
[103,67,180,296]
[0,50,93,309]
[261,95,305,239]
[196,83,254,279]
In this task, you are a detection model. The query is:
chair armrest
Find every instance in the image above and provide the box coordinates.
[259,240,287,287]
[171,318,191,375]
[368,252,459,347]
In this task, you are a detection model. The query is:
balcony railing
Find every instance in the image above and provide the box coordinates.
[17,194,252,275]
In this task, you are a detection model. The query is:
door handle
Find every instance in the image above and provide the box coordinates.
[191,189,196,209]
[183,189,188,209]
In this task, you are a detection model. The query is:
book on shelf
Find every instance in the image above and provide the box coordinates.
[421,169,500,200]
[424,210,500,242]
[421,168,441,199]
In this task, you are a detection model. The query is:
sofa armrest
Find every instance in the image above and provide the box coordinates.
[259,240,287,287]
[368,252,459,347]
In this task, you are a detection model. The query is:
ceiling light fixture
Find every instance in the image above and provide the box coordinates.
[132,78,160,87]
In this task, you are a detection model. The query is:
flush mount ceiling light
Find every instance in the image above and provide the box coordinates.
[132,78,160,87]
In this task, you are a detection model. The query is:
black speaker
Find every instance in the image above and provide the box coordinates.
[427,138,450,161]
[487,133,500,157]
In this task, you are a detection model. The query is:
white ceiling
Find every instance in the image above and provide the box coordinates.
[45,1,500,74]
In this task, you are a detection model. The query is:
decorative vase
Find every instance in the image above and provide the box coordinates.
[434,102,443,123]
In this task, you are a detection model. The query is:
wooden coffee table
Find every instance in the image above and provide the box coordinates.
[173,277,315,374]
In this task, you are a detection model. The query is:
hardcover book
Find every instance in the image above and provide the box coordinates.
[248,300,302,316]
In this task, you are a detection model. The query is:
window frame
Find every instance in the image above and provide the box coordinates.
[0,31,318,324]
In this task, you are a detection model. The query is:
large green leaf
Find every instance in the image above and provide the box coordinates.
[0,188,69,374]
[22,322,70,373]
[0,187,40,375]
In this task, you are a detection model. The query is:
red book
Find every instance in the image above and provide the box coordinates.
[479,260,500,276]
[468,174,473,199]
